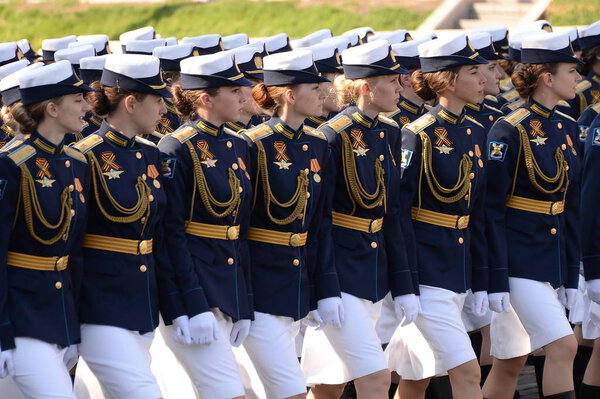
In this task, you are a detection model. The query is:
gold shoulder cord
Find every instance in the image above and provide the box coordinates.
[339,130,386,215]
[417,131,472,208]
[184,140,241,221]
[16,164,73,245]
[87,151,151,224]
[253,140,308,225]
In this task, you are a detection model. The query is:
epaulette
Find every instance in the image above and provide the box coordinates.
[381,108,400,118]
[555,110,576,123]
[576,80,592,94]
[135,136,156,147]
[244,124,274,142]
[500,89,519,103]
[171,126,198,144]
[223,125,245,139]
[592,102,600,113]
[63,146,87,164]
[0,139,24,153]
[483,103,503,114]
[151,131,165,139]
[505,108,530,126]
[404,113,436,134]
[7,144,36,166]
[464,115,484,128]
[303,125,327,140]
[326,115,352,133]
[378,115,399,128]
[507,99,525,111]
[484,94,499,104]
[73,134,103,154]
[424,104,432,111]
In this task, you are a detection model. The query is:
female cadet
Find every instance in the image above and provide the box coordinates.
[301,40,419,399]
[0,60,29,148]
[156,52,253,399]
[241,49,339,399]
[73,54,169,399]
[0,60,92,397]
[385,33,489,399]
[482,32,582,399]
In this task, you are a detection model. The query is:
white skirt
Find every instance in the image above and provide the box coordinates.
[583,298,600,340]
[375,293,398,345]
[301,292,386,385]
[568,274,587,325]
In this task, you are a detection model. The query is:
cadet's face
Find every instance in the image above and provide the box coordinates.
[292,83,324,118]
[211,86,246,123]
[321,73,340,114]
[548,63,581,100]
[55,93,90,134]
[453,65,487,104]
[132,94,166,135]
[240,85,260,116]
[481,61,502,96]
[369,74,402,113]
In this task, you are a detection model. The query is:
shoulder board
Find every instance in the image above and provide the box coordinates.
[378,115,399,128]
[381,108,400,118]
[424,104,432,111]
[557,100,571,108]
[501,89,519,102]
[505,108,531,126]
[0,139,23,153]
[592,102,600,113]
[7,144,36,166]
[483,103,503,114]
[326,115,352,133]
[244,124,274,142]
[464,115,484,128]
[72,134,103,154]
[554,110,576,122]
[151,131,165,139]
[223,126,245,139]
[63,146,87,164]
[404,113,436,134]
[135,136,156,147]
[303,125,327,140]
[576,80,592,94]
[507,99,525,111]
[484,94,499,104]
[171,126,198,144]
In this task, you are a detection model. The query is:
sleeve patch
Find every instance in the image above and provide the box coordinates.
[488,141,508,161]
[162,158,177,178]
[400,148,413,169]
[579,125,589,142]
[0,179,7,200]
[592,128,600,146]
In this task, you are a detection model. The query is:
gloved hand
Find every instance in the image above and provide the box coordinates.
[304,310,322,328]
[189,311,218,345]
[488,292,510,313]
[564,288,578,310]
[63,344,79,371]
[230,319,251,347]
[470,291,489,317]
[317,297,344,329]
[0,344,14,379]
[393,294,420,326]
[172,315,192,345]
[587,279,600,304]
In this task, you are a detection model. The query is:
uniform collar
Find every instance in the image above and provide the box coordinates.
[30,131,65,155]
[432,104,466,125]
[465,102,482,112]
[271,116,303,140]
[588,70,600,85]
[348,106,378,129]
[398,97,422,115]
[307,115,327,126]
[100,120,136,148]
[224,121,246,133]
[528,99,554,119]
[194,117,221,137]
[0,121,15,137]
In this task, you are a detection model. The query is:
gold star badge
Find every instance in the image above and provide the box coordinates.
[530,136,547,146]
[273,160,292,170]
[35,177,56,188]
[201,158,218,168]
[102,169,124,179]
[434,144,454,154]
[353,146,370,156]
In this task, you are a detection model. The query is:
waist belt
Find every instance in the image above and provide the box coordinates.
[7,252,68,271]
[332,211,383,233]
[82,234,153,255]
[186,222,240,240]
[247,227,307,247]
[411,207,470,229]
[506,195,564,215]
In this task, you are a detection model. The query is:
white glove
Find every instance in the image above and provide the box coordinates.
[565,288,578,310]
[172,315,192,345]
[587,279,600,304]
[63,345,79,371]
[0,344,14,379]
[394,294,420,326]
[304,310,322,328]
[317,297,345,329]
[189,311,218,345]
[230,319,251,347]
[488,292,510,313]
[470,291,489,317]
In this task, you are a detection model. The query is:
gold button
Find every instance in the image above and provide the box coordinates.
[466,128,472,135]
[380,132,385,138]
[149,194,154,202]
[565,165,570,171]
[464,194,470,201]
[292,259,300,266]
[297,213,304,220]
[550,228,557,235]
[55,281,62,289]
[561,144,567,150]
[227,141,233,148]
[142,173,147,180]
[379,154,385,161]
[306,192,311,198]
[371,241,377,249]
[232,163,239,170]
[140,217,146,224]
[468,150,474,157]
[136,152,142,159]
[232,210,237,217]
[304,168,309,174]
[302,144,309,151]
[557,122,563,129]
[458,237,464,244]
[239,186,243,193]
[64,160,71,168]
[62,233,68,240]
[70,209,75,217]
[140,265,147,272]
[68,184,74,192]
[227,258,234,265]
[489,115,494,121]
[469,172,475,179]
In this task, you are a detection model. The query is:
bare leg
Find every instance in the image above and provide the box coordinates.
[542,334,577,396]
[482,355,528,399]
[447,359,482,399]
[354,369,391,399]
[308,383,345,399]
[397,377,430,399]
[583,338,600,386]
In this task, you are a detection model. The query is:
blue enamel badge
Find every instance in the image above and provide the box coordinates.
[162,158,177,178]
[488,141,508,162]
[400,149,413,169]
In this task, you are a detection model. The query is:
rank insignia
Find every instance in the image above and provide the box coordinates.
[350,129,369,156]
[162,158,177,178]
[580,125,589,142]
[433,127,453,154]
[147,164,161,189]
[529,120,547,146]
[35,158,55,187]
[488,141,508,162]
[101,151,124,179]
[593,128,600,146]
[310,158,321,183]
[237,157,250,180]
[273,141,292,169]
[197,140,217,168]
[400,148,413,169]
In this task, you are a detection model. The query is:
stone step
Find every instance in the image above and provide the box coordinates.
[459,18,522,30]
[471,2,532,20]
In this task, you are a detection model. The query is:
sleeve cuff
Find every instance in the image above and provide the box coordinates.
[0,322,15,351]
[182,287,210,319]
[390,270,415,297]
[488,267,510,293]
[315,273,341,302]
[584,256,600,280]
[566,264,580,289]
[471,267,489,293]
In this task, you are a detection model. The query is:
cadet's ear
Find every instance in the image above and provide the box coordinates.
[198,92,213,108]
[123,94,138,114]
[45,101,60,118]
[359,80,372,96]
[284,87,295,105]
[540,71,553,87]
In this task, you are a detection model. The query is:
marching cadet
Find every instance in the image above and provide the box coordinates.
[40,36,76,64]
[483,32,582,399]
[341,27,374,45]
[386,33,489,399]
[578,102,600,146]
[263,33,292,54]
[73,54,169,399]
[16,39,40,63]
[302,40,418,399]
[78,55,108,137]
[0,59,92,397]
[0,60,29,148]
[241,49,339,399]
[156,51,253,399]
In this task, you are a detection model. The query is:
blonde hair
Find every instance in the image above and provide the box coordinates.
[335,75,377,108]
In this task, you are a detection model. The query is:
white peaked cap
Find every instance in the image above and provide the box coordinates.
[104,54,161,79]
[119,27,155,45]
[472,26,507,42]
[19,60,73,88]
[0,60,30,81]
[292,29,333,48]
[182,34,222,48]
[263,49,314,71]
[467,32,493,50]
[0,62,42,91]
[263,33,289,52]
[180,52,237,75]
[223,33,249,50]
[342,40,390,65]
[392,37,429,58]
[153,43,194,60]
[126,39,167,54]
[80,55,107,71]
[521,32,570,51]
[55,45,96,65]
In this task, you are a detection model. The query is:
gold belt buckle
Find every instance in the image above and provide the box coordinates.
[550,202,561,215]
[138,240,149,254]
[55,256,67,271]
[369,219,380,233]
[289,233,301,247]
[456,216,468,229]
[226,226,239,240]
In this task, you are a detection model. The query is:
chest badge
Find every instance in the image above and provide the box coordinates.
[147,164,161,189]
[529,120,547,146]
[310,158,321,183]
[350,129,370,156]
[273,141,293,170]
[197,140,217,168]
[434,127,453,154]
[101,151,124,179]
[35,158,55,188]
